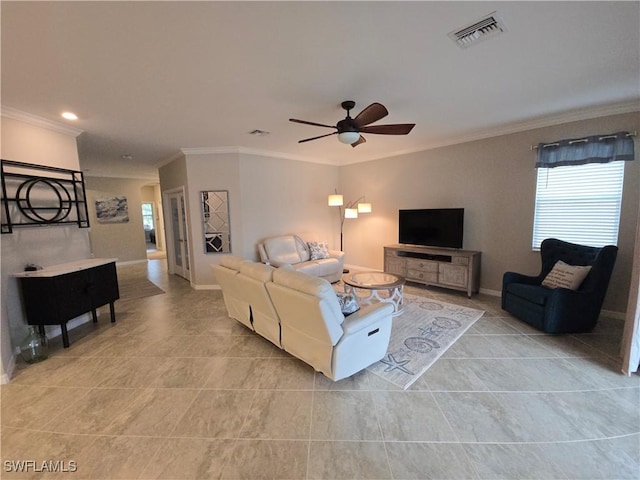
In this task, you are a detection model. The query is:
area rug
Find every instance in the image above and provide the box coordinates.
[367,293,484,389]
[118,277,165,301]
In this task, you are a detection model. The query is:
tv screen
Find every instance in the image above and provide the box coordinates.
[398,208,464,249]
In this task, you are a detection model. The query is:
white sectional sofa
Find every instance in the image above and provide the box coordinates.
[212,255,393,381]
[257,234,344,283]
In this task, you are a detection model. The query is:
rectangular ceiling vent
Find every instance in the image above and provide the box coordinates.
[448,12,506,49]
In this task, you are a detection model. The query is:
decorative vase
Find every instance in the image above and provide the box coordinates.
[19,326,49,363]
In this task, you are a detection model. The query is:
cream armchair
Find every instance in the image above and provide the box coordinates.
[266,268,393,381]
[257,234,344,283]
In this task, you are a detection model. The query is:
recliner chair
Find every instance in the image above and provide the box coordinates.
[502,238,618,333]
[266,268,393,381]
[213,255,252,330]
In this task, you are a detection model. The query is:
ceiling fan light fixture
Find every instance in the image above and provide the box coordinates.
[338,131,360,144]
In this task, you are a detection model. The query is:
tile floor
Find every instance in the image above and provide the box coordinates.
[1,260,639,479]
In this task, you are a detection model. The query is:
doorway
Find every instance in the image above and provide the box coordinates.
[164,188,190,280]
[142,202,156,249]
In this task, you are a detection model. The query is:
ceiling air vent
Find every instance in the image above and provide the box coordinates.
[448,12,506,49]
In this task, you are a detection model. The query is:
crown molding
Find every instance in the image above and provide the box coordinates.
[341,99,640,165]
[1,106,84,137]
[178,146,339,166]
[83,170,159,182]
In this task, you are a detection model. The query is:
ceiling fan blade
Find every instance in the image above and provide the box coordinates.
[298,132,338,143]
[359,124,416,135]
[353,103,388,128]
[289,118,337,129]
[350,135,367,148]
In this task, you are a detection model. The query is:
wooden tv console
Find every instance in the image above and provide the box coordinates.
[384,244,481,297]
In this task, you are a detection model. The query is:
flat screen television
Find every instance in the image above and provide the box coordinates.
[398,208,464,249]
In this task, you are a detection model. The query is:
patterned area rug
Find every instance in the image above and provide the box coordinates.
[367,293,484,389]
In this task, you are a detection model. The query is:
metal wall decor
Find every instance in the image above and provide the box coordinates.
[1,160,90,234]
[201,190,231,253]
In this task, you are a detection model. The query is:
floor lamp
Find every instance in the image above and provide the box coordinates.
[328,190,372,272]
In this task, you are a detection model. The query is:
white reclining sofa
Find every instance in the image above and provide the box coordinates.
[257,234,344,283]
[212,255,393,381]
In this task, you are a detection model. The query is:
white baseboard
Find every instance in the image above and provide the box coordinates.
[116,259,148,266]
[343,264,377,272]
[601,309,626,320]
[480,288,502,297]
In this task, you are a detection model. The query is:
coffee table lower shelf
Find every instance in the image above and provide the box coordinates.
[342,271,405,316]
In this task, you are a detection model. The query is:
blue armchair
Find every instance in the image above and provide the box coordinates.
[502,238,618,333]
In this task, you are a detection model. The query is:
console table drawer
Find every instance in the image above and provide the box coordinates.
[406,259,438,272]
[407,269,438,283]
[452,257,469,265]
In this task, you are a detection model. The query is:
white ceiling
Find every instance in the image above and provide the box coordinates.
[2,1,639,180]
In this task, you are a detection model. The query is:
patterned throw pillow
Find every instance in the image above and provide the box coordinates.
[336,292,360,316]
[541,260,592,290]
[308,241,330,260]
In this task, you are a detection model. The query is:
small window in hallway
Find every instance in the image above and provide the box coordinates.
[142,202,156,247]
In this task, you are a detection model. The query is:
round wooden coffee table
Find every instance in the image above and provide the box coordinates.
[343,271,405,316]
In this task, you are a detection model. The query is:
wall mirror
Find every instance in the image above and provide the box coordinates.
[201,190,231,253]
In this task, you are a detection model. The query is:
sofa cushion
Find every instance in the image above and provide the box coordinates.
[219,255,246,271]
[541,260,592,290]
[239,261,275,282]
[263,236,302,264]
[308,241,330,260]
[274,267,333,296]
[272,268,344,326]
[294,258,338,276]
[506,283,552,306]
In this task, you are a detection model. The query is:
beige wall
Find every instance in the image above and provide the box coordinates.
[238,154,340,254]
[141,185,155,202]
[0,117,90,381]
[85,177,150,262]
[184,152,242,286]
[339,112,640,313]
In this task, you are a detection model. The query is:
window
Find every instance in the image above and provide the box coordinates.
[142,203,154,231]
[532,161,624,249]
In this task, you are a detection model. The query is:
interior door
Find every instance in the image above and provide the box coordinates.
[166,189,190,280]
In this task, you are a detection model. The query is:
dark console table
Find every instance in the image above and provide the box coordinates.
[14,258,119,348]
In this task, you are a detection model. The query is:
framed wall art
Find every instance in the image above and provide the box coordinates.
[201,190,231,253]
[95,196,129,223]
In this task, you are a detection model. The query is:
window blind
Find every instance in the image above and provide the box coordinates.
[532,161,624,249]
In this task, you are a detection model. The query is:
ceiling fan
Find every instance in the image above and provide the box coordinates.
[289,100,415,148]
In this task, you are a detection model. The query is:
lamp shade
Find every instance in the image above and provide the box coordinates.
[338,131,360,145]
[328,194,344,206]
[345,208,358,218]
[357,202,372,213]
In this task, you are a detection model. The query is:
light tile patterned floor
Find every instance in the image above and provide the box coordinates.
[2,260,639,479]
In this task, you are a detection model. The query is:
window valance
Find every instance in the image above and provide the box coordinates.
[535,131,635,168]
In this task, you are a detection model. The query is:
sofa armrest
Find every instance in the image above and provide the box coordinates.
[328,250,345,260]
[341,302,394,336]
[503,271,541,286]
